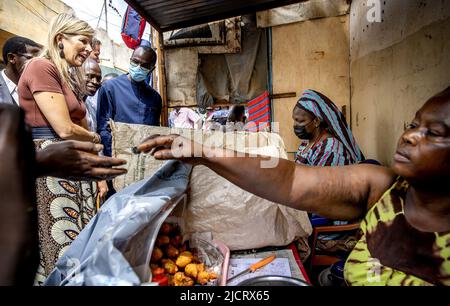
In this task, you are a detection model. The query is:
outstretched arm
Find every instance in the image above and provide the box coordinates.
[137,135,396,221]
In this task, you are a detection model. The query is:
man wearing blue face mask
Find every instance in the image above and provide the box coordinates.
[96,44,162,158]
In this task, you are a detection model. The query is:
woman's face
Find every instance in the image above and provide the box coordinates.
[59,34,92,67]
[392,94,450,182]
[292,106,319,139]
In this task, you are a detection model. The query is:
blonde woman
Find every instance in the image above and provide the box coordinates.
[18,13,101,284]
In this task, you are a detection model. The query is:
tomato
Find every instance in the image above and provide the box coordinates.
[152,267,165,276]
[152,275,168,286]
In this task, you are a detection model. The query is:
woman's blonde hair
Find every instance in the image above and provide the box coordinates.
[41,13,94,99]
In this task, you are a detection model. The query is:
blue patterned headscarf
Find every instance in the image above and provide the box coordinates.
[296,89,364,162]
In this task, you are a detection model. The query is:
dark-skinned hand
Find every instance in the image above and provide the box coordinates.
[35,140,128,181]
[136,134,203,164]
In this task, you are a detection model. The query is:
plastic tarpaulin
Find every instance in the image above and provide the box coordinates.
[197,15,268,107]
[44,160,192,286]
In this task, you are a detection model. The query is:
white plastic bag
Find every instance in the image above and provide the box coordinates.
[45,161,191,286]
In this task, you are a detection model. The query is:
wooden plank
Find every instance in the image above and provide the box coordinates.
[213,102,247,107]
[166,95,294,109]
[270,92,297,99]
[168,104,198,108]
[156,31,169,126]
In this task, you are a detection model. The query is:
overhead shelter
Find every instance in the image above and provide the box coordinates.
[124,0,307,32]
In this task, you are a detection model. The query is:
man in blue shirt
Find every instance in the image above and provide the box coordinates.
[97,45,162,157]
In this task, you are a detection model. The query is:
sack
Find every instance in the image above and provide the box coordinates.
[111,122,312,251]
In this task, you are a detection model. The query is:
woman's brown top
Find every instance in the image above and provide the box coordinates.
[18,58,86,127]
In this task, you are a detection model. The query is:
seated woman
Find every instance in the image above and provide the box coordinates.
[293,89,364,166]
[136,87,450,285]
[293,90,364,259]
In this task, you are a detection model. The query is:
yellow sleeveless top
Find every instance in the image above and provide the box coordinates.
[344,178,450,286]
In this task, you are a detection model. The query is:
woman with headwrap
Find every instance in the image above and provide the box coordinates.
[293,89,364,166]
[292,90,365,262]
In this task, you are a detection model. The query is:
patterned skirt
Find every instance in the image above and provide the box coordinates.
[33,139,98,285]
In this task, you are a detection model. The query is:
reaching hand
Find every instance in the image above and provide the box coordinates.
[36,140,128,181]
[136,134,203,162]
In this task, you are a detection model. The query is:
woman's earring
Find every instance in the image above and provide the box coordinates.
[58,43,65,58]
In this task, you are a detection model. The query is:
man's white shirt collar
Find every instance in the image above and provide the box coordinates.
[1,69,19,105]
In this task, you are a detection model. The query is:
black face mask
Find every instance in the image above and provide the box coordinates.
[294,126,313,140]
[294,120,315,140]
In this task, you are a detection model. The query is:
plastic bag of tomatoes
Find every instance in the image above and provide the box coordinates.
[149,220,229,286]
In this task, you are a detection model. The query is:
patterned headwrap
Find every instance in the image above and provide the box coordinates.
[296,89,364,162]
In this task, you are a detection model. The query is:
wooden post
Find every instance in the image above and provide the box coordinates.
[156,31,168,127]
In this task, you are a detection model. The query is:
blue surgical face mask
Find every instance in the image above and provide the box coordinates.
[129,62,151,82]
